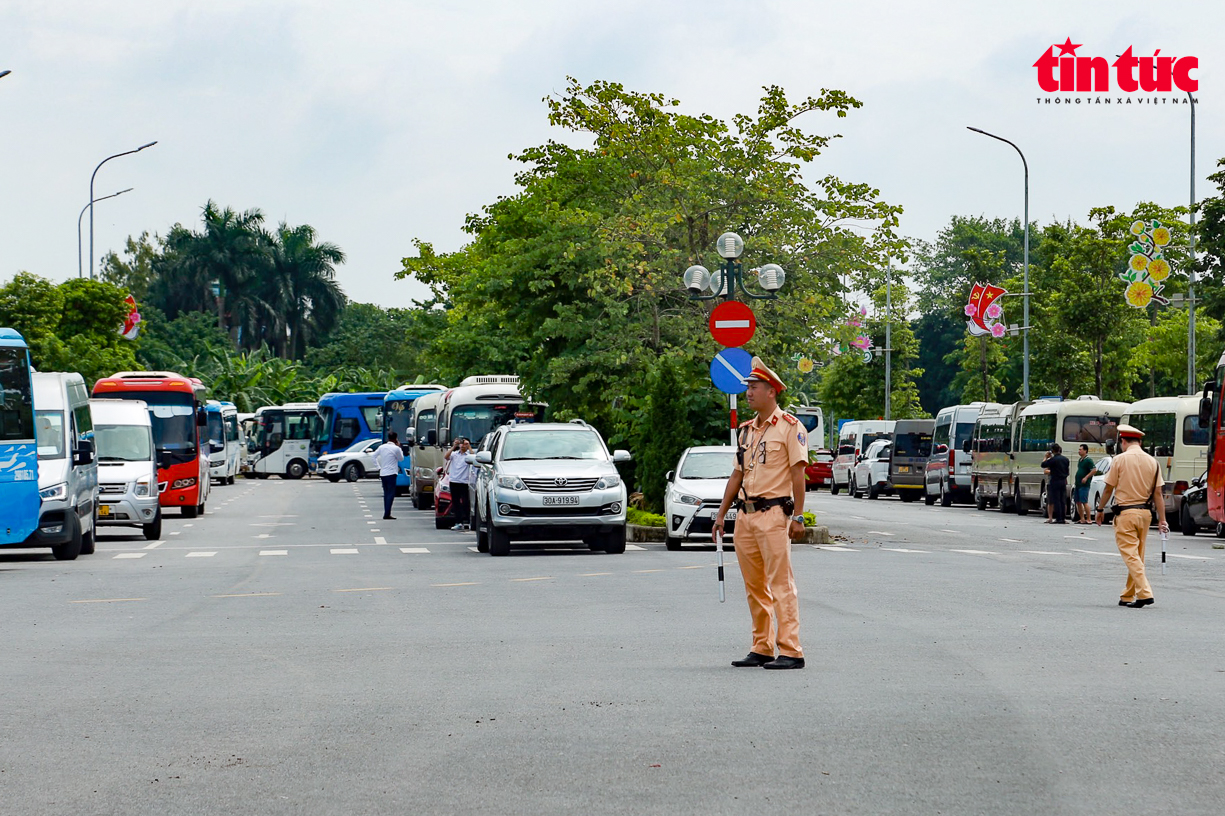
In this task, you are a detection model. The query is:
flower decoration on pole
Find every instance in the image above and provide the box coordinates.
[1122,219,1172,308]
[965,282,1008,339]
[829,306,874,363]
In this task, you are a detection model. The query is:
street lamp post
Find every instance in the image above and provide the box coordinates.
[885,264,892,421]
[89,141,157,279]
[1188,91,1198,396]
[684,232,786,445]
[967,127,1030,402]
[78,188,133,278]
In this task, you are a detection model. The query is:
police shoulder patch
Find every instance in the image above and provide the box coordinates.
[780,412,799,426]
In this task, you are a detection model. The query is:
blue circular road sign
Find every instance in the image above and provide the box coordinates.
[710,347,753,394]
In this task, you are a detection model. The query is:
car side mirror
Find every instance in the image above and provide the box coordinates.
[400,443,413,456]
[464,453,476,465]
[424,430,437,447]
[962,439,973,454]
[73,439,94,466]
[1200,393,1214,427]
[404,427,416,447]
[197,410,208,427]
[475,451,493,465]
[612,450,632,463]
[666,470,674,482]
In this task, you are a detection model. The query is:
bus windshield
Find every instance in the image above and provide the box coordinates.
[384,399,418,440]
[207,412,225,447]
[1128,412,1176,457]
[312,407,333,444]
[129,391,197,454]
[451,403,542,443]
[0,347,35,442]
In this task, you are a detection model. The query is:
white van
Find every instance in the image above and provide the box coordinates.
[206,400,241,485]
[29,372,99,559]
[1122,395,1209,518]
[831,419,894,495]
[1013,396,1129,515]
[924,403,1000,506]
[969,401,1031,511]
[90,398,161,539]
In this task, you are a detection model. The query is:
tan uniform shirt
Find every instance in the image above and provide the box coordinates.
[1103,443,1164,505]
[733,407,808,499]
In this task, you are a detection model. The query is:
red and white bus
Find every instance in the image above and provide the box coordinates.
[92,371,212,518]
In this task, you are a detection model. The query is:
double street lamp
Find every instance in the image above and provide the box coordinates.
[89,141,157,279]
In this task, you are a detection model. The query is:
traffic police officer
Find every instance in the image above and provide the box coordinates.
[1095,424,1168,607]
[714,357,809,669]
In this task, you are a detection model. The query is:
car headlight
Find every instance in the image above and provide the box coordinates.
[39,482,67,501]
[415,466,435,479]
[134,479,151,497]
[497,475,527,491]
[595,474,621,490]
[669,488,702,506]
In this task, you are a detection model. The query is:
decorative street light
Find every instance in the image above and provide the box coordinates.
[967,126,1030,402]
[684,232,786,302]
[89,141,157,279]
[77,188,133,278]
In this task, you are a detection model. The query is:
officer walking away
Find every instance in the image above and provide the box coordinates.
[373,432,405,520]
[444,437,474,531]
[714,357,809,670]
[1043,443,1070,524]
[1095,424,1168,608]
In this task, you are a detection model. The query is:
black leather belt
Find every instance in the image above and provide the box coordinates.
[1114,504,1152,512]
[735,496,793,514]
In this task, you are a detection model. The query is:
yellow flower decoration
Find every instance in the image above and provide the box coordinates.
[1130,220,1147,236]
[1147,258,1171,281]
[1125,280,1154,308]
[1152,227,1171,246]
[797,357,814,374]
[1129,254,1149,272]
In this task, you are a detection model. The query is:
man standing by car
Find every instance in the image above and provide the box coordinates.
[1095,424,1168,608]
[445,437,474,531]
[373,432,404,520]
[1074,444,1095,524]
[1043,443,1070,524]
[713,357,808,670]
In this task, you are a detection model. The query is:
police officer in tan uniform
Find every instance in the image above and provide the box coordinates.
[714,357,809,669]
[1095,424,1168,608]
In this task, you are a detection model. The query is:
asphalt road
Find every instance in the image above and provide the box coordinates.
[3,477,1224,815]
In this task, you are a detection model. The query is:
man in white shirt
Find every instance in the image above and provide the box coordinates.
[373,432,405,520]
[444,437,474,530]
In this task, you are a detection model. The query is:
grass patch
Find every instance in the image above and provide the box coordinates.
[627,507,666,527]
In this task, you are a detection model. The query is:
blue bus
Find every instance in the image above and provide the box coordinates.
[0,328,39,545]
[310,392,388,471]
[382,383,446,494]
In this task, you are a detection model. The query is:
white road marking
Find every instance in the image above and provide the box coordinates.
[1021,550,1067,555]
[331,548,360,554]
[1072,549,1115,556]
[626,544,647,551]
[1064,535,1098,540]
[400,547,430,553]
[951,549,997,555]
[255,534,272,539]
[258,515,299,518]
[374,537,387,545]
[186,551,216,557]
[999,538,1023,543]
[251,522,295,527]
[867,531,895,536]
[939,529,961,534]
[113,552,146,559]
[467,547,479,553]
[366,521,376,525]
[260,550,288,556]
[143,540,163,549]
[816,545,858,551]
[1167,553,1212,560]
[169,532,181,536]
[882,547,930,553]
[183,523,194,527]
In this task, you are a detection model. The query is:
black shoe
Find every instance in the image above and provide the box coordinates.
[383,515,396,520]
[762,655,805,670]
[1126,597,1155,608]
[731,652,774,667]
[1119,600,1132,606]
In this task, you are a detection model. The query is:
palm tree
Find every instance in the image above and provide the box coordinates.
[266,223,346,359]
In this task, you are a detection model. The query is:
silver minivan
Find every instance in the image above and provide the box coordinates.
[90,398,162,540]
[30,372,99,559]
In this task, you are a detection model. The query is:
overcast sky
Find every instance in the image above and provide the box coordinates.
[0,0,1218,309]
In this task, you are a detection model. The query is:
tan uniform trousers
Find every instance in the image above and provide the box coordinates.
[1114,509,1153,602]
[734,505,802,658]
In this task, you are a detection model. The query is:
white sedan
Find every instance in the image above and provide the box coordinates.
[663,445,737,551]
[320,438,381,482]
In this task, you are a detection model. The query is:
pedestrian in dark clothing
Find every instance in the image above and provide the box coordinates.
[1044,443,1071,524]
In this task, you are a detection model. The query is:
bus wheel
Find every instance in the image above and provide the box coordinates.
[285,460,307,480]
[183,504,199,518]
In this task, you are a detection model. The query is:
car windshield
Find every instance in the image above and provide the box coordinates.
[500,429,605,460]
[35,410,65,459]
[95,423,152,461]
[861,432,890,449]
[953,422,975,451]
[893,431,932,457]
[679,451,734,479]
[0,347,35,442]
[796,414,820,433]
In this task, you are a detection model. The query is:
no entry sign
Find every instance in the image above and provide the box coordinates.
[708,301,756,347]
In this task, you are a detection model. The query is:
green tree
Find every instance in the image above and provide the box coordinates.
[305,302,446,382]
[100,231,162,301]
[266,222,346,359]
[634,358,692,512]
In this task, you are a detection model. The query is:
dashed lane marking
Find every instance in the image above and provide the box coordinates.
[70,597,146,604]
[332,587,393,593]
[939,530,961,534]
[1073,548,1115,556]
[375,537,387,545]
[432,582,479,587]
[867,531,895,536]
[1021,550,1067,555]
[143,540,163,549]
[815,545,858,551]
[1064,535,1098,540]
[169,532,180,536]
[951,549,997,555]
[400,548,430,553]
[580,572,612,577]
[113,552,146,559]
[330,548,360,554]
[212,592,281,598]
[511,576,554,582]
[251,522,295,527]
[260,550,288,556]
[882,547,930,553]
[255,534,272,539]
[677,565,708,569]
[1168,553,1212,560]
[999,538,1023,543]
[634,569,665,573]
[186,551,217,557]
[183,523,194,528]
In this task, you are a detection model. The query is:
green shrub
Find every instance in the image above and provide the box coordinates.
[627,507,666,527]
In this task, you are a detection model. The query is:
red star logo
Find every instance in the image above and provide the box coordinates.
[1055,37,1082,56]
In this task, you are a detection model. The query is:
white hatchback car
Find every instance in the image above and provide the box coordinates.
[320,438,380,482]
[851,439,892,499]
[664,445,737,550]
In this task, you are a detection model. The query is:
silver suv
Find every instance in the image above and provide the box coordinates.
[471,421,630,556]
